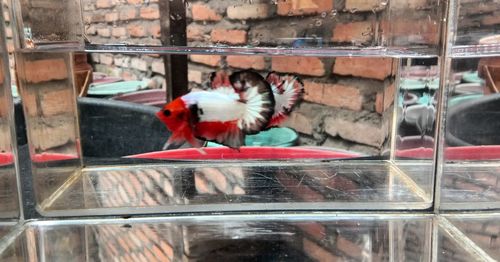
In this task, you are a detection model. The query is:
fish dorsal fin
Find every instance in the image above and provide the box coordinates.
[266,72,304,127]
[210,71,232,89]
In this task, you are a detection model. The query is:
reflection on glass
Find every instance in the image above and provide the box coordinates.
[8,0,443,55]
[445,214,500,260]
[0,215,433,261]
[455,0,500,47]
[11,0,83,48]
[14,48,440,214]
[11,0,440,214]
[0,3,19,218]
[395,58,439,160]
[441,57,500,209]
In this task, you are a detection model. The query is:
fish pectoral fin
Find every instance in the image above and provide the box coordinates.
[162,137,185,151]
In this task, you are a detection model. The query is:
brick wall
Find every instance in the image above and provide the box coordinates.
[82,0,397,154]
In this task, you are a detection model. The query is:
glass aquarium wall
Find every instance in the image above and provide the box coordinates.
[7,0,444,216]
[449,0,500,56]
[10,0,444,56]
[0,214,435,261]
[437,0,500,210]
[0,1,19,219]
[439,56,500,210]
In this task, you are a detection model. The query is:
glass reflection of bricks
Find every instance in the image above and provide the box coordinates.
[443,166,500,202]
[296,220,429,261]
[95,224,176,261]
[93,167,176,207]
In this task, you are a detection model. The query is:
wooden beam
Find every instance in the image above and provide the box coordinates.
[158,0,188,101]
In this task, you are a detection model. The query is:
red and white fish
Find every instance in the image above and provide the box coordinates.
[157,70,275,149]
[156,70,303,149]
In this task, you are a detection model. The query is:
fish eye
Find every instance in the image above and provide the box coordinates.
[163,109,171,117]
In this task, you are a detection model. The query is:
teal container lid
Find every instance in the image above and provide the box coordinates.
[88,81,148,96]
[207,127,299,147]
[448,94,483,107]
[462,71,484,84]
[400,78,439,90]
[12,85,18,98]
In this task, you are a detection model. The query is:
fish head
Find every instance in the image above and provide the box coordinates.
[156,97,189,132]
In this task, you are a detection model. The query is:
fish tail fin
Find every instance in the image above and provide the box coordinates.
[266,72,304,127]
[229,70,275,134]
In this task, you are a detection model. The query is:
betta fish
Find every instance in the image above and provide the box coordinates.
[156,70,303,149]
[157,70,274,149]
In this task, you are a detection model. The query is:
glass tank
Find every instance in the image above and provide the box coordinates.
[7,0,445,216]
[0,214,435,261]
[0,0,499,260]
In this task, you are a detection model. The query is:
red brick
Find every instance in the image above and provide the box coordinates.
[41,88,75,116]
[303,238,340,261]
[190,55,221,67]
[151,245,171,262]
[272,56,325,76]
[227,4,274,20]
[150,23,161,38]
[187,24,207,41]
[210,29,247,45]
[277,0,333,15]
[276,172,324,201]
[105,12,119,22]
[332,21,374,44]
[112,27,127,37]
[296,223,326,241]
[284,112,314,135]
[383,83,396,110]
[195,173,213,194]
[100,54,114,65]
[375,92,384,114]
[202,168,228,192]
[192,4,222,21]
[159,241,174,259]
[24,59,68,84]
[128,24,146,37]
[120,8,137,20]
[482,15,500,26]
[140,6,160,20]
[345,0,385,11]
[333,57,392,80]
[227,56,266,70]
[131,58,149,71]
[391,0,428,10]
[97,28,111,37]
[188,69,204,84]
[333,118,384,147]
[152,60,165,75]
[122,70,138,80]
[337,236,363,258]
[5,27,12,38]
[127,0,143,4]
[303,81,363,111]
[3,10,10,22]
[96,0,114,8]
